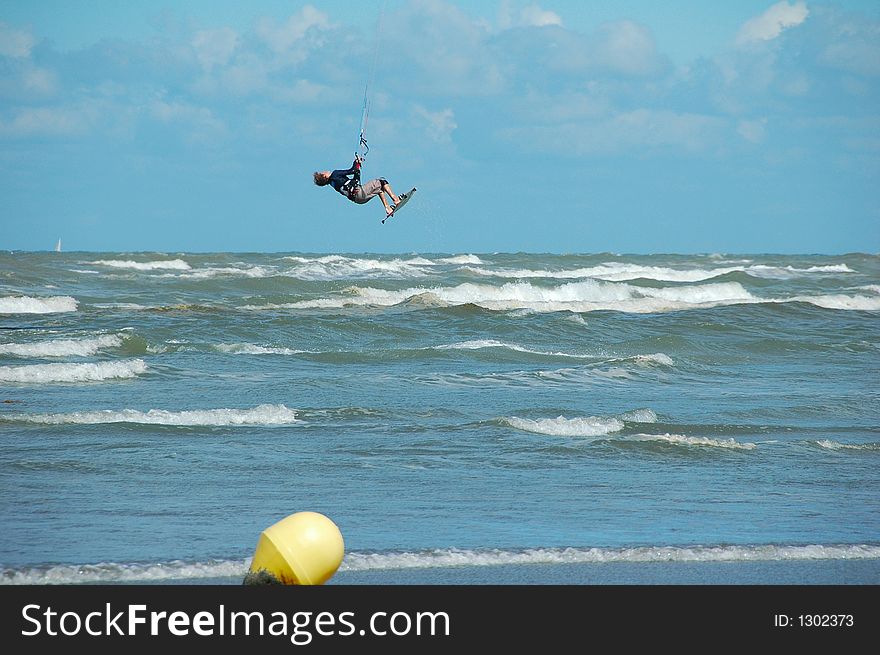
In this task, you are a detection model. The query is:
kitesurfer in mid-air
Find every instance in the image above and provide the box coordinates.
[313,156,405,217]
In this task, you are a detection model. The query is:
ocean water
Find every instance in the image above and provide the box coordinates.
[1,251,878,584]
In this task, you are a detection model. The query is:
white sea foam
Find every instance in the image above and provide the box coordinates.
[0,559,250,585]
[0,359,147,383]
[433,340,592,359]
[170,265,275,279]
[617,408,659,423]
[215,343,308,355]
[747,264,855,279]
[278,279,759,314]
[789,294,880,311]
[91,259,191,271]
[282,255,433,280]
[419,365,635,389]
[439,254,484,265]
[816,439,879,451]
[0,295,78,314]
[618,353,675,366]
[465,263,743,282]
[0,334,123,358]
[503,415,626,437]
[4,544,878,584]
[644,282,752,303]
[626,433,757,450]
[3,404,299,426]
[90,303,148,311]
[341,543,880,571]
[463,262,855,282]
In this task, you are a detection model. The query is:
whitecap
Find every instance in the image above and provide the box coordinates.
[617,408,659,423]
[170,266,274,279]
[816,439,879,451]
[283,255,433,280]
[90,259,191,271]
[439,254,484,265]
[215,343,310,355]
[3,403,299,426]
[0,359,147,383]
[432,340,592,359]
[503,415,625,437]
[0,334,123,358]
[625,433,756,450]
[789,294,880,311]
[0,295,78,314]
[285,279,758,314]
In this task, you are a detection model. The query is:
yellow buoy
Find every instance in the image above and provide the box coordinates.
[245,511,345,585]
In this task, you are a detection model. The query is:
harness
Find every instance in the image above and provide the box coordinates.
[341,157,363,200]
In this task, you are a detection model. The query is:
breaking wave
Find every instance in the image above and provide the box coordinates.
[282,255,434,280]
[439,254,484,265]
[0,334,124,358]
[90,259,191,271]
[0,296,78,314]
[815,440,879,451]
[432,340,594,359]
[2,404,300,426]
[501,416,755,449]
[282,280,759,313]
[789,294,880,311]
[625,433,757,450]
[0,359,147,383]
[462,262,855,282]
[214,343,308,355]
[503,415,626,437]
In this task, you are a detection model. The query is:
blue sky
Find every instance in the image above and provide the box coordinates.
[1,0,878,254]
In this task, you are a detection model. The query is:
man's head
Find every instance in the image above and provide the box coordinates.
[313,171,331,186]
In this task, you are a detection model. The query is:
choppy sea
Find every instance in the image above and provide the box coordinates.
[1,251,878,584]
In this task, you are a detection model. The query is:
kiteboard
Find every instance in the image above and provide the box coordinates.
[382,188,417,223]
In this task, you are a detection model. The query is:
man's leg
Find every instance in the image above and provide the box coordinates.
[380,180,400,205]
[378,191,393,215]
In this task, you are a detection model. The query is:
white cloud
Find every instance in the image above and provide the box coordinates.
[223,67,267,96]
[150,98,227,143]
[255,5,330,54]
[0,64,57,100]
[819,18,880,77]
[497,109,726,156]
[736,1,809,45]
[0,22,35,58]
[0,105,96,137]
[275,79,331,104]
[385,0,503,96]
[519,5,563,28]
[192,27,239,71]
[414,105,457,143]
[498,2,562,29]
[595,20,664,76]
[737,118,767,143]
[22,67,56,95]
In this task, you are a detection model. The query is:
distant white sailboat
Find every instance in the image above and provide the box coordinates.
[55,238,62,252]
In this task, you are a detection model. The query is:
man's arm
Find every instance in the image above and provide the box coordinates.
[327,159,363,195]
